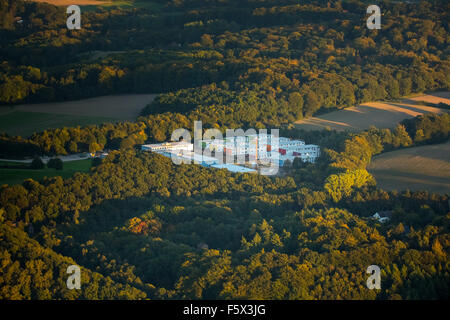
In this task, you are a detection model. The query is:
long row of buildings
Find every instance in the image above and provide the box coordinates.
[198,134,320,165]
[141,134,320,174]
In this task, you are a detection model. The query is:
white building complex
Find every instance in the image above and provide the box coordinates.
[198,134,320,166]
[141,133,320,174]
[141,141,193,153]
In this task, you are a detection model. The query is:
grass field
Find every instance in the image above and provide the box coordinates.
[0,159,93,186]
[0,94,157,137]
[367,141,450,194]
[295,92,449,132]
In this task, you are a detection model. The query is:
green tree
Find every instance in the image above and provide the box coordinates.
[30,156,45,170]
[47,158,63,170]
[288,92,304,118]
[200,34,214,47]
[303,91,320,117]
[89,142,101,153]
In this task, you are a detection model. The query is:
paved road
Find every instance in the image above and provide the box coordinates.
[0,154,91,163]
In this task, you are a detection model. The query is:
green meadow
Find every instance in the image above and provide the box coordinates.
[0,159,93,186]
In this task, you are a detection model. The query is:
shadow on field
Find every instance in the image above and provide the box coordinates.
[369,169,450,194]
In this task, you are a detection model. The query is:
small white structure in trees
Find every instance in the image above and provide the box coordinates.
[372,211,392,223]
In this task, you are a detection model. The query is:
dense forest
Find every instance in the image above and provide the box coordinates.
[1,112,449,299]
[0,0,448,156]
[0,0,449,300]
[0,1,449,108]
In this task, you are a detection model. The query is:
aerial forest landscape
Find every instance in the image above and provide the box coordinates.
[0,0,449,304]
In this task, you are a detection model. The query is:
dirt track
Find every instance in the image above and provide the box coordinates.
[0,153,91,163]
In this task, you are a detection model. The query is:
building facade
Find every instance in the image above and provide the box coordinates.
[198,134,320,165]
[141,141,193,153]
[141,135,320,173]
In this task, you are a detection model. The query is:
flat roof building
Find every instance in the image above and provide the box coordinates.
[211,163,257,173]
[140,134,320,174]
[161,151,220,167]
[199,135,319,163]
[141,141,193,152]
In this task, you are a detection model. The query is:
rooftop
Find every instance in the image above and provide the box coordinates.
[211,163,257,173]
[142,141,192,148]
[165,151,219,164]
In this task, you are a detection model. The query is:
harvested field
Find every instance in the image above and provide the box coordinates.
[0,94,156,137]
[367,141,450,194]
[29,0,110,5]
[405,91,450,105]
[0,111,116,138]
[12,94,156,120]
[295,92,449,132]
[28,0,158,8]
